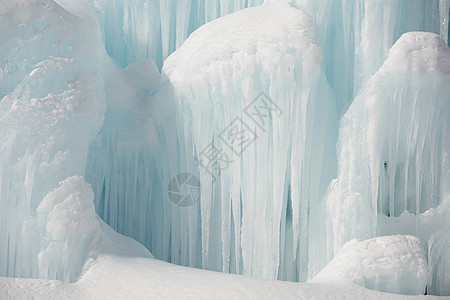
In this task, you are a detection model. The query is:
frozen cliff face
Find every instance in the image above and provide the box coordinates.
[327,31,450,295]
[162,0,337,281]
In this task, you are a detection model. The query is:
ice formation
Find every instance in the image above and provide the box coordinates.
[162,0,337,281]
[0,0,107,279]
[86,0,266,69]
[1,0,450,298]
[36,176,101,282]
[327,31,450,294]
[313,235,428,295]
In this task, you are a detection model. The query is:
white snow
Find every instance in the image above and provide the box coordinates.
[313,235,428,295]
[1,234,444,299]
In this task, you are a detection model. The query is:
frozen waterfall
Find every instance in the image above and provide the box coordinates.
[0,0,450,297]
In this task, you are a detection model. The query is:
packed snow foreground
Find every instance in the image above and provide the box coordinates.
[1,0,450,299]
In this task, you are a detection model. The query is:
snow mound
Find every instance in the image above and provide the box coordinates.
[314,235,428,295]
[27,176,153,283]
[0,235,440,300]
[379,194,450,295]
[36,176,101,282]
[380,32,450,74]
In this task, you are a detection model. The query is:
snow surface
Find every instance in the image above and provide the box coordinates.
[313,235,428,295]
[0,234,445,299]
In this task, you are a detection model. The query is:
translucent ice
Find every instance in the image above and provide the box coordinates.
[0,0,107,279]
[301,0,445,115]
[85,0,265,69]
[327,32,450,295]
[162,0,337,280]
[1,0,450,297]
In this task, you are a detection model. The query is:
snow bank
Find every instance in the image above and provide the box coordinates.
[0,235,441,299]
[313,235,428,295]
[379,194,450,295]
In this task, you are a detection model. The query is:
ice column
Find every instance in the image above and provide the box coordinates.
[88,0,265,69]
[0,1,106,279]
[327,32,450,294]
[162,1,337,281]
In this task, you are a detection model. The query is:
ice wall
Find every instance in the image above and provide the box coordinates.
[80,0,450,291]
[296,0,445,115]
[87,0,265,69]
[327,32,450,295]
[2,0,450,296]
[441,0,450,45]
[0,0,160,282]
[0,0,108,279]
[83,59,172,263]
[161,0,337,281]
